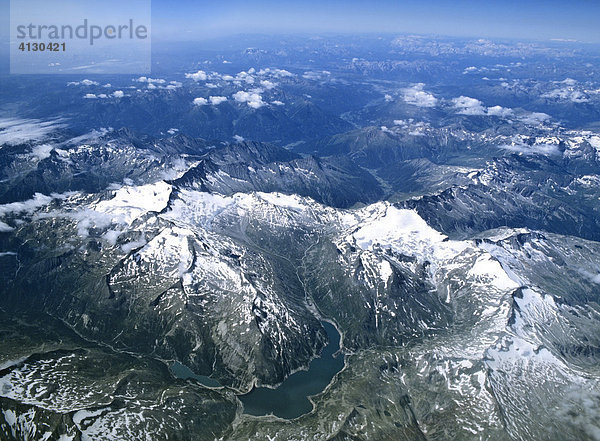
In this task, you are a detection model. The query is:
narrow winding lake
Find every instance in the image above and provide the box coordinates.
[170,361,222,387]
[171,321,344,420]
[239,321,344,419]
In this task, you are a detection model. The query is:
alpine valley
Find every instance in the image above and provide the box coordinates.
[1,34,600,440]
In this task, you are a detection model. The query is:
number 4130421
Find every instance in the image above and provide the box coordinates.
[18,42,66,52]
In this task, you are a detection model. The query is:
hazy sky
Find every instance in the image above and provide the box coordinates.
[150,0,600,43]
[1,0,599,43]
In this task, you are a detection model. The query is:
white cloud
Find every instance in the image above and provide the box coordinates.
[500,142,560,156]
[112,90,124,98]
[542,88,588,103]
[209,96,227,105]
[452,97,515,117]
[30,144,54,161]
[233,91,265,109]
[163,81,183,91]
[0,118,66,146]
[0,220,14,232]
[63,128,111,146]
[233,135,245,142]
[67,79,99,86]
[257,68,294,78]
[519,112,551,125]
[452,96,486,115]
[559,78,577,86]
[486,105,514,117]
[185,70,208,81]
[121,236,147,253]
[0,193,54,217]
[392,119,431,136]
[235,71,255,84]
[271,100,284,106]
[136,76,166,84]
[402,84,437,107]
[302,70,331,81]
[384,94,393,102]
[84,94,97,99]
[260,80,276,90]
[102,229,123,246]
[194,96,227,106]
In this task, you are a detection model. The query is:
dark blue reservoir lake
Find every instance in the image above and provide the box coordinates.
[239,321,344,419]
[171,321,344,419]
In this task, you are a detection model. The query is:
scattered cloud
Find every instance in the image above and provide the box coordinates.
[0,118,66,146]
[486,105,514,117]
[542,88,588,103]
[233,135,245,142]
[452,96,486,115]
[233,90,265,109]
[30,144,54,161]
[136,77,166,84]
[402,84,437,107]
[209,96,227,105]
[260,80,276,90]
[257,68,294,78]
[63,128,111,146]
[518,112,551,125]
[452,96,513,117]
[0,221,14,232]
[234,71,255,85]
[67,79,99,86]
[185,70,208,81]
[194,96,227,106]
[112,90,124,98]
[393,119,431,136]
[0,193,55,217]
[558,78,577,86]
[500,143,560,156]
[302,70,331,81]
